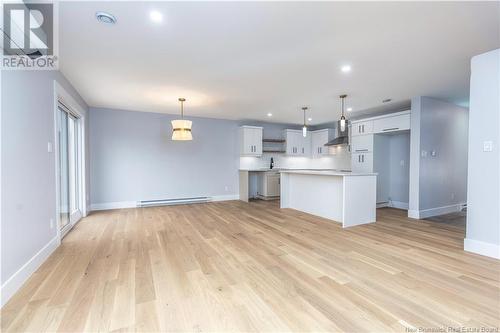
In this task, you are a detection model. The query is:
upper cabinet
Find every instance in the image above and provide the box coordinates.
[372,113,410,133]
[284,129,311,156]
[351,121,374,136]
[311,129,335,157]
[239,126,263,156]
[351,111,410,136]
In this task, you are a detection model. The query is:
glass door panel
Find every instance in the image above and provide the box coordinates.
[58,108,70,231]
[58,106,82,237]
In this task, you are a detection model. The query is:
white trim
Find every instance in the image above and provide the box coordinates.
[91,201,137,211]
[1,236,60,307]
[407,203,465,219]
[464,238,500,259]
[212,194,240,202]
[390,201,409,210]
[408,209,420,219]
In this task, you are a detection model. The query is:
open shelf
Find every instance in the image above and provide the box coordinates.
[263,150,286,153]
[262,139,285,143]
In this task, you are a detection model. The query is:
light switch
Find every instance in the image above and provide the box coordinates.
[483,141,493,152]
[421,150,428,158]
[47,142,53,153]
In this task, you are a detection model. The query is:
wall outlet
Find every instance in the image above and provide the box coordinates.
[224,186,229,192]
[431,150,436,157]
[400,160,405,167]
[50,218,54,229]
[483,141,493,152]
[47,142,53,153]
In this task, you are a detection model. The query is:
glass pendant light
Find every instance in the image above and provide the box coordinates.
[171,98,193,141]
[302,106,308,137]
[339,94,347,132]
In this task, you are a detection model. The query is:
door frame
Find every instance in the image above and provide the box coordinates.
[53,81,87,240]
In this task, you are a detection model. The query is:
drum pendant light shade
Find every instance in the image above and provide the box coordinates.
[172,98,193,141]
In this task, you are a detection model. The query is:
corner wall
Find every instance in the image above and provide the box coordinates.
[465,48,500,259]
[408,96,469,219]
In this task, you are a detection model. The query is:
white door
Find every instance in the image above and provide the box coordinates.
[253,127,262,155]
[58,105,83,237]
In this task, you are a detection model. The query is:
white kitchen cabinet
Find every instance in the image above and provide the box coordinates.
[284,129,311,156]
[311,129,335,157]
[257,172,280,198]
[239,126,263,156]
[373,113,410,133]
[351,152,373,173]
[351,120,373,136]
[351,134,374,153]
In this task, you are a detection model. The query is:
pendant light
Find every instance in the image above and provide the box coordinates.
[339,94,347,132]
[302,106,308,137]
[171,98,193,141]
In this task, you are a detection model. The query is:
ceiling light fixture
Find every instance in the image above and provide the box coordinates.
[302,106,308,137]
[150,10,163,23]
[341,65,351,73]
[339,94,347,132]
[171,98,192,141]
[267,113,273,117]
[96,11,117,24]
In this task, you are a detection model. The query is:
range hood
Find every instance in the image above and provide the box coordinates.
[325,120,349,146]
[325,94,349,146]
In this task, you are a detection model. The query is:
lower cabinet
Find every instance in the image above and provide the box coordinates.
[257,172,280,198]
[351,152,373,173]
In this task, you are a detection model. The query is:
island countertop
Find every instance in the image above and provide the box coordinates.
[279,170,377,177]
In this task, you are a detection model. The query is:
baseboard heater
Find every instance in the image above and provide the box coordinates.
[137,197,211,207]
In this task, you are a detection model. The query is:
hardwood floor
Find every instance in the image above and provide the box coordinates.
[2,201,499,332]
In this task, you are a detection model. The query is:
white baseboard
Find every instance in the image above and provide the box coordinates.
[212,194,240,202]
[390,201,409,210]
[407,203,465,219]
[407,209,420,219]
[464,238,500,259]
[1,236,60,307]
[91,195,240,211]
[90,201,137,211]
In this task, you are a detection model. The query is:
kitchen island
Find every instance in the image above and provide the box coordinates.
[280,170,377,227]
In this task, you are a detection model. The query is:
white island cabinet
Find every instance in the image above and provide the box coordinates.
[280,170,377,227]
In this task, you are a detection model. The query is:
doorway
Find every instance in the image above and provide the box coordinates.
[57,101,83,237]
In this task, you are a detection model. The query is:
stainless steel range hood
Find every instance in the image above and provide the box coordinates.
[325,120,349,146]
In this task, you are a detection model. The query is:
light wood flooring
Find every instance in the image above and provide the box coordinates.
[1,200,499,332]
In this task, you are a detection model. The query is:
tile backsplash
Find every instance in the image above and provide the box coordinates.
[240,146,351,170]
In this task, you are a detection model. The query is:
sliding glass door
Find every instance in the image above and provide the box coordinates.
[58,104,82,237]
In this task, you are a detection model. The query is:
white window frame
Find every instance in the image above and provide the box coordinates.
[53,81,87,240]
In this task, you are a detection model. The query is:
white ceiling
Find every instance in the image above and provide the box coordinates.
[59,1,499,125]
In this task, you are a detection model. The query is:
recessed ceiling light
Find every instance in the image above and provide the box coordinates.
[347,107,352,112]
[267,113,272,117]
[308,117,312,121]
[150,11,163,23]
[96,12,116,24]
[341,65,351,73]
[382,98,392,103]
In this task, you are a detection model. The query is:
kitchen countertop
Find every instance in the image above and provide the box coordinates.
[279,170,376,177]
[238,168,348,172]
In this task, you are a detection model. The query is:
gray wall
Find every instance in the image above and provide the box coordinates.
[389,133,410,204]
[465,49,499,254]
[409,96,469,217]
[89,108,240,205]
[1,71,89,288]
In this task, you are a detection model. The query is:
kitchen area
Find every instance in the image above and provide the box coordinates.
[238,99,411,228]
